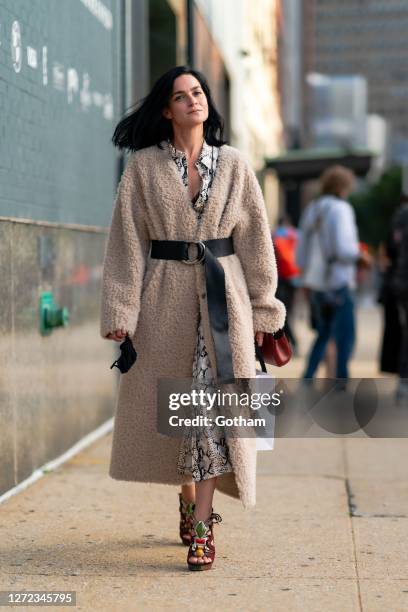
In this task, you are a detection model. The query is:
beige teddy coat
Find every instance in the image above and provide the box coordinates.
[99,142,286,508]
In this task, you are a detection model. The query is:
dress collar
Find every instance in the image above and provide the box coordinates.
[162,138,214,171]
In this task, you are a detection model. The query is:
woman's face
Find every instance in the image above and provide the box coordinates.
[163,73,209,128]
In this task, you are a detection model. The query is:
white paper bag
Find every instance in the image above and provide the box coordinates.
[248,370,276,451]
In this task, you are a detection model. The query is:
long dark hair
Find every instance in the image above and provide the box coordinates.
[112,66,227,152]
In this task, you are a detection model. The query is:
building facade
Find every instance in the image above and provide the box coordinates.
[308,0,408,160]
[195,0,283,222]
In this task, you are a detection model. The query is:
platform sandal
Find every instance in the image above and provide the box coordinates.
[187,511,222,571]
[178,492,196,546]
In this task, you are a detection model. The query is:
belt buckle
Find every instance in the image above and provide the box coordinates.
[182,240,206,265]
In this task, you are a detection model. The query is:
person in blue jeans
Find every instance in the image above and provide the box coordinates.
[297,165,370,380]
[304,286,355,379]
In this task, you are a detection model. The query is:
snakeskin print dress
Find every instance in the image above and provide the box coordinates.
[161,138,233,481]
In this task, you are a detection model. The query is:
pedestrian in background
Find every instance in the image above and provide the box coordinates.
[379,194,408,401]
[272,216,300,352]
[296,165,371,380]
[378,226,403,377]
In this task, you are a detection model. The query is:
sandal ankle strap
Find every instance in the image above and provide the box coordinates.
[209,512,222,525]
[191,511,223,530]
[178,493,195,516]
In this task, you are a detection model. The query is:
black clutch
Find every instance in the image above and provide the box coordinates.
[110,334,137,373]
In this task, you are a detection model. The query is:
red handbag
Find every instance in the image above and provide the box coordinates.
[258,329,292,367]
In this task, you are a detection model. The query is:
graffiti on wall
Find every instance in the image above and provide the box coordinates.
[1,10,114,121]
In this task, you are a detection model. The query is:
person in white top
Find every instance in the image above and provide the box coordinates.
[296,165,369,380]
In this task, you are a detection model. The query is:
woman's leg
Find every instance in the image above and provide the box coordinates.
[181,482,195,504]
[194,476,217,520]
[188,476,217,565]
[333,288,356,380]
[303,292,333,378]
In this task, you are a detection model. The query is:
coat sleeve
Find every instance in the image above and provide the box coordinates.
[232,161,286,334]
[99,157,150,339]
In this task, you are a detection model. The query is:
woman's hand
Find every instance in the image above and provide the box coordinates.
[255,331,264,347]
[357,244,374,270]
[106,328,128,342]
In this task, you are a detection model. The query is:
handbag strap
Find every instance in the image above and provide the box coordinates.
[307,197,336,283]
[254,341,267,373]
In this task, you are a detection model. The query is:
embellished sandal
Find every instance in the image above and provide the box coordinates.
[187,511,222,571]
[178,492,196,546]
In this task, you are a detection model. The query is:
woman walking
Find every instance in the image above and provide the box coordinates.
[100,66,285,570]
[296,166,369,381]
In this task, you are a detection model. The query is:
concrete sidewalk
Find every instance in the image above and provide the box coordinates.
[1,434,408,611]
[1,304,408,611]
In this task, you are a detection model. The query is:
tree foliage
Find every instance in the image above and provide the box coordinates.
[349,166,402,247]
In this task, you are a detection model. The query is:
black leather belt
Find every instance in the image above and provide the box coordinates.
[150,238,235,382]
